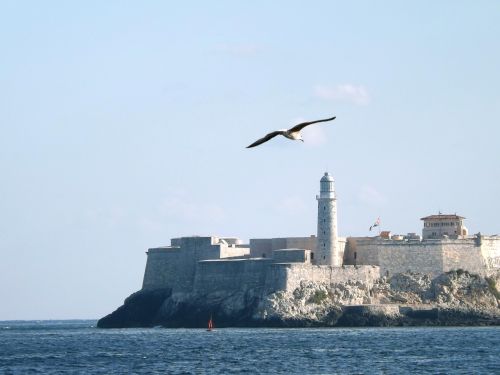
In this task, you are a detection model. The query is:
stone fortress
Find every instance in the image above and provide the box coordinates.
[141,173,500,296]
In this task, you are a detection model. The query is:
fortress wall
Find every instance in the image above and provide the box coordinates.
[442,240,486,275]
[170,236,231,261]
[272,238,287,251]
[220,244,250,259]
[249,239,273,258]
[142,237,231,292]
[344,239,445,276]
[280,264,380,292]
[481,237,500,269]
[344,238,380,266]
[263,264,290,292]
[142,248,196,291]
[222,237,242,246]
[285,237,317,251]
[376,242,444,276]
[194,259,271,294]
[193,261,380,296]
[171,237,213,247]
[344,237,495,276]
[272,249,311,263]
[250,236,319,259]
[337,238,346,265]
[142,234,498,297]
[186,238,224,262]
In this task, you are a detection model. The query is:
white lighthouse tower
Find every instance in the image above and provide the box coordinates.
[316,172,340,266]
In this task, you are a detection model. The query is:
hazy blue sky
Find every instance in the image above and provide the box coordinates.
[1,1,499,319]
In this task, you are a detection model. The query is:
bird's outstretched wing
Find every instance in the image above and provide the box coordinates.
[289,116,336,133]
[246,131,283,148]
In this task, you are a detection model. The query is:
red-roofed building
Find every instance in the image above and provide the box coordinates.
[421,213,468,239]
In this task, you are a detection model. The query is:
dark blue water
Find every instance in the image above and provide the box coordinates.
[0,321,499,374]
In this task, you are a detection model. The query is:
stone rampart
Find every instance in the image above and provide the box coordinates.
[272,249,311,263]
[250,236,317,258]
[183,258,380,296]
[344,236,500,276]
[265,263,380,292]
[249,236,346,265]
[442,240,486,275]
[345,238,448,276]
[377,241,444,276]
[481,236,500,270]
[194,259,271,294]
[142,247,194,291]
[142,236,249,291]
[143,234,499,297]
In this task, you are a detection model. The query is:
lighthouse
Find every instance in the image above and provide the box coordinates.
[316,172,340,266]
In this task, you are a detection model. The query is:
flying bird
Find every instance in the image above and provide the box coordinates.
[246,116,336,148]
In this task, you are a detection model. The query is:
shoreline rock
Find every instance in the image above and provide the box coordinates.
[97,270,500,328]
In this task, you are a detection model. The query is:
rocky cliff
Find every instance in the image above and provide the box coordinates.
[97,270,500,328]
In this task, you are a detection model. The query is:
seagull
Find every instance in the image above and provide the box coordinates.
[246,116,336,148]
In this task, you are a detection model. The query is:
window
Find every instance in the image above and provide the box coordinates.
[311,252,314,260]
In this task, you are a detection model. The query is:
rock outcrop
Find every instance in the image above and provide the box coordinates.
[97,270,500,328]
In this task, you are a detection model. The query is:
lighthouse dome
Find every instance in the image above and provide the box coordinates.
[320,172,334,182]
[319,172,335,194]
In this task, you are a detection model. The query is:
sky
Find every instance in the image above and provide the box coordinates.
[1,1,499,320]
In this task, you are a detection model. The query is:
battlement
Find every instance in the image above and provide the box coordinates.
[193,259,380,295]
[272,249,311,263]
[170,236,243,247]
[142,236,250,291]
[249,235,347,264]
[344,235,500,276]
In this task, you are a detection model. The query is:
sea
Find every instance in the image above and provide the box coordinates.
[0,321,499,374]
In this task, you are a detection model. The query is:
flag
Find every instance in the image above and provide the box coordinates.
[369,217,380,231]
